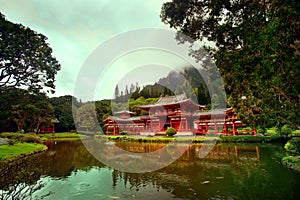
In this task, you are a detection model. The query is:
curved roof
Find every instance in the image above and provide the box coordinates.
[139,94,205,110]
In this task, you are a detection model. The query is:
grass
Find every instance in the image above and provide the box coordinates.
[0,142,46,161]
[40,132,86,140]
[0,132,89,143]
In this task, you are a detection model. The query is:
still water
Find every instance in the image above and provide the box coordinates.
[0,140,299,200]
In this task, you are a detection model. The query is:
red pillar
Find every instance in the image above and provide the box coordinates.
[223,122,227,135]
[232,121,236,136]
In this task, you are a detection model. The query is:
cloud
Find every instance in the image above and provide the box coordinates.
[0,0,170,99]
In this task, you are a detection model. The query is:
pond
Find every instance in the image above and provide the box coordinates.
[0,140,299,200]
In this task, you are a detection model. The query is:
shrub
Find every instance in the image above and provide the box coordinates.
[166,127,177,136]
[279,125,293,136]
[0,133,41,144]
[257,127,265,135]
[8,139,16,145]
[21,135,42,143]
[284,138,300,155]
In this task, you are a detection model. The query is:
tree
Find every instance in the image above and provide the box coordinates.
[0,87,55,133]
[75,103,99,132]
[125,84,129,96]
[0,12,60,93]
[114,84,120,98]
[50,95,78,132]
[161,0,300,129]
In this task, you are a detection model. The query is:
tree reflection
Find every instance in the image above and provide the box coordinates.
[0,152,47,199]
[1,141,299,200]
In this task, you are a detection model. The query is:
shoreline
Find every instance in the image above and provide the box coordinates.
[0,133,292,162]
[0,143,48,163]
[102,134,289,144]
[281,156,300,174]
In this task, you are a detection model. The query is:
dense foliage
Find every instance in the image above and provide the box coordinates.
[161,0,300,130]
[285,138,300,155]
[0,13,60,94]
[49,95,80,132]
[0,88,54,133]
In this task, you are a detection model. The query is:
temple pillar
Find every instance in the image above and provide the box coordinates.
[232,121,236,136]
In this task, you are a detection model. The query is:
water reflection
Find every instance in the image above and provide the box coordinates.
[0,140,299,200]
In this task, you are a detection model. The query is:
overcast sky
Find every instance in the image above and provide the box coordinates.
[1,0,190,100]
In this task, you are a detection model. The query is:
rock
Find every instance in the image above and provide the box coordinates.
[0,138,8,146]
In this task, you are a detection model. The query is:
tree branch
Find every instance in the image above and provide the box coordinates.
[272,85,300,105]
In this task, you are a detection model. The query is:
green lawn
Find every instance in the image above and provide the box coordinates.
[0,142,46,161]
[40,133,85,140]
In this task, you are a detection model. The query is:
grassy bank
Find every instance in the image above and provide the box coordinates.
[0,142,46,161]
[0,132,85,162]
[104,134,289,143]
[40,133,85,140]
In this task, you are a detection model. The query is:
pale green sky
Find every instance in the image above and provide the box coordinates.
[1,0,184,100]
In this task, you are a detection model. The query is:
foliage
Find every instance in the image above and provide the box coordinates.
[0,132,42,144]
[0,88,55,133]
[220,134,288,143]
[284,138,300,155]
[75,103,99,132]
[279,125,293,136]
[128,97,158,116]
[50,95,80,132]
[114,67,210,105]
[282,156,300,174]
[158,67,210,105]
[161,0,300,129]
[95,99,112,130]
[166,127,177,136]
[0,13,60,94]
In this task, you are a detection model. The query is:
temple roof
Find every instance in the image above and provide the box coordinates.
[193,108,233,117]
[113,110,135,115]
[139,94,205,109]
[156,94,187,105]
[104,115,150,123]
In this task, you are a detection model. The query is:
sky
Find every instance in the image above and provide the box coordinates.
[1,0,191,100]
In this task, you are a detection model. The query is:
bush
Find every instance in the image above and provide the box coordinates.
[8,139,16,145]
[0,133,41,144]
[257,127,265,135]
[21,135,42,143]
[279,125,293,136]
[284,138,300,155]
[166,127,177,136]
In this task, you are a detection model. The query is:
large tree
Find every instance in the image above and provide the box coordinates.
[50,95,80,132]
[0,12,60,93]
[0,87,54,132]
[161,0,300,130]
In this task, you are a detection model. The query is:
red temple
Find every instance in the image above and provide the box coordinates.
[103,94,256,136]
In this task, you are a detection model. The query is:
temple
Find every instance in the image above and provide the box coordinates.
[103,94,256,136]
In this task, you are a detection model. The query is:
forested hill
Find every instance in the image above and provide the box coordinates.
[158,67,210,105]
[115,66,210,105]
